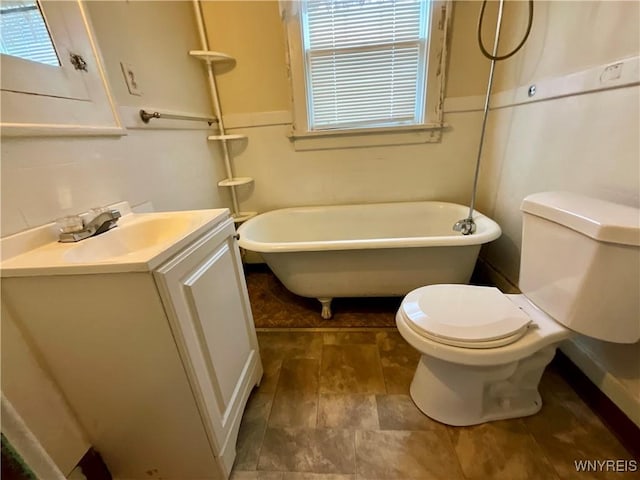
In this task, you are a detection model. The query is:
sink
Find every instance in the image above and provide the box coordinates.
[64,216,195,263]
[0,204,231,277]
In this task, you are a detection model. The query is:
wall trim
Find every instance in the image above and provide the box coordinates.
[212,56,639,129]
[560,339,640,429]
[444,55,640,113]
[0,124,126,137]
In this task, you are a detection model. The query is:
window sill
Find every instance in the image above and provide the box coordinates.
[288,123,447,151]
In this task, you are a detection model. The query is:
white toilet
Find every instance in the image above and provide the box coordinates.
[396,191,640,426]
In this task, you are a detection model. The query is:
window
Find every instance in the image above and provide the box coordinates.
[0,0,122,136]
[0,1,60,66]
[283,0,450,149]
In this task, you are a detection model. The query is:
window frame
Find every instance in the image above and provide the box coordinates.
[0,0,123,137]
[1,1,90,101]
[0,1,61,67]
[282,0,451,150]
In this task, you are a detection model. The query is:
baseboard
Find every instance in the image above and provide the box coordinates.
[473,257,520,294]
[552,351,640,460]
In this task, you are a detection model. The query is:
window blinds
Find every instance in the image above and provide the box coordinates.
[0,1,59,66]
[302,0,429,130]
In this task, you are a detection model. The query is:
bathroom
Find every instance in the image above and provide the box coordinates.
[1,0,638,479]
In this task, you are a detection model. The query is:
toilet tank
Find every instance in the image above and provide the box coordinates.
[519,192,640,343]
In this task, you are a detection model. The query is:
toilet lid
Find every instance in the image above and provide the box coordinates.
[401,285,532,347]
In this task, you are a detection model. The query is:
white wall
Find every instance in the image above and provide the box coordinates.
[225,111,484,213]
[1,130,229,235]
[1,1,230,236]
[1,1,229,474]
[475,1,640,424]
[200,1,492,215]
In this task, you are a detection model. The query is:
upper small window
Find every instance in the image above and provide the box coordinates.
[0,1,123,136]
[0,1,59,66]
[283,0,450,149]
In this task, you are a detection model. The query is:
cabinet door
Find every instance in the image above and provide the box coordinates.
[154,218,261,473]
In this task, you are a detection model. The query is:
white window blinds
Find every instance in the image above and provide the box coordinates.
[302,0,429,131]
[0,1,59,66]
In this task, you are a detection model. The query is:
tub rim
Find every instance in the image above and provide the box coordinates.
[237,201,501,253]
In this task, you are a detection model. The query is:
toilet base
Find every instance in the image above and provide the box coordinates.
[409,345,557,426]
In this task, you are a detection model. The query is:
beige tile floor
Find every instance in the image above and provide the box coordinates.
[231,330,637,480]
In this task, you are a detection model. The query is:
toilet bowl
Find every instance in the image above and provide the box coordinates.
[396,192,640,426]
[396,286,571,425]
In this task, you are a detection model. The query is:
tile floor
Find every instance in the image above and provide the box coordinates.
[231,330,637,480]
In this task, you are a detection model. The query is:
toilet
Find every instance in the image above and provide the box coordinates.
[396,191,640,426]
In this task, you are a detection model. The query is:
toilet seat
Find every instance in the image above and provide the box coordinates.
[401,285,533,349]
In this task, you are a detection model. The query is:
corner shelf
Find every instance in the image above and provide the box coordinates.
[189,50,235,63]
[218,177,254,187]
[190,11,255,224]
[207,134,247,141]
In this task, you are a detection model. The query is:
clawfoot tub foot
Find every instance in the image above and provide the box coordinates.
[318,298,333,319]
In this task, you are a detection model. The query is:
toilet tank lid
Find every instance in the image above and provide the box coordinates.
[521,192,640,246]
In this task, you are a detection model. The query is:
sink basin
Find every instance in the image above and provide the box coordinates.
[64,216,195,263]
[0,204,230,277]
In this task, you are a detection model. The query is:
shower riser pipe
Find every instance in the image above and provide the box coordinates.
[468,0,505,218]
[454,0,505,236]
[455,0,533,236]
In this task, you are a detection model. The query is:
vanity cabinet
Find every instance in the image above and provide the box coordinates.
[154,217,260,474]
[1,212,262,479]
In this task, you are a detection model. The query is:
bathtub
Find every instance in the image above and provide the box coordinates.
[237,201,501,319]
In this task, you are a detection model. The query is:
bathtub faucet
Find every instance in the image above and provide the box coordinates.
[453,217,476,235]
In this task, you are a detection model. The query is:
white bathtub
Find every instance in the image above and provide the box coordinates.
[237,201,501,318]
